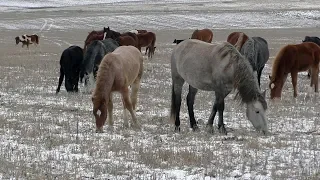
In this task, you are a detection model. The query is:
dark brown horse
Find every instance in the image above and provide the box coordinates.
[104,27,139,48]
[137,32,156,58]
[227,32,249,50]
[15,34,39,48]
[269,42,320,99]
[190,28,213,43]
[84,33,105,52]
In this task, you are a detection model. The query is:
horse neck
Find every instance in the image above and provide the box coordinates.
[234,55,260,104]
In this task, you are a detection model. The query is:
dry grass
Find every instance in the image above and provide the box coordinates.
[0,27,319,179]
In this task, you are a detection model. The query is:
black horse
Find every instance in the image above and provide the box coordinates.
[302,36,320,78]
[56,46,83,94]
[173,39,186,44]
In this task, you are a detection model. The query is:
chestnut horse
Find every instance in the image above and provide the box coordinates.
[227,32,249,50]
[103,27,138,48]
[137,32,156,58]
[84,33,105,52]
[92,46,143,133]
[190,28,213,43]
[269,42,320,99]
[15,34,39,48]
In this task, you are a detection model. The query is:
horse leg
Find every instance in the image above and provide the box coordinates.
[171,76,184,132]
[130,78,141,110]
[107,94,114,126]
[258,66,264,88]
[145,46,148,55]
[121,87,139,128]
[56,67,64,94]
[291,71,298,97]
[214,93,227,134]
[311,65,319,92]
[186,85,198,131]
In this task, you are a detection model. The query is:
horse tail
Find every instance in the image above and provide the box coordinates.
[235,33,244,51]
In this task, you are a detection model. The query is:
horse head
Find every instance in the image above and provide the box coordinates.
[268,75,282,99]
[246,90,268,134]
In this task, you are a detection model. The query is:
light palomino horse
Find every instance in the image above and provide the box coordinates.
[171,39,268,134]
[92,46,144,133]
[269,42,320,99]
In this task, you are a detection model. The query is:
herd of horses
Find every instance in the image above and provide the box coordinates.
[15,27,320,134]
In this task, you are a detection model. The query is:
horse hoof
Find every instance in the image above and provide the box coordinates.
[96,128,104,133]
[219,126,227,135]
[206,124,214,134]
[174,126,180,132]
[192,125,199,131]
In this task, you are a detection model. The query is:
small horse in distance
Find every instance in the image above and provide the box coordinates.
[269,42,320,99]
[103,27,139,48]
[136,32,157,58]
[15,34,39,49]
[190,28,213,43]
[84,32,105,52]
[92,46,144,133]
[302,36,320,78]
[80,38,119,93]
[56,46,83,94]
[227,32,249,50]
[171,39,268,134]
[173,39,186,44]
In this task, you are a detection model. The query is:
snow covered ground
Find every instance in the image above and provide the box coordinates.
[0,0,319,179]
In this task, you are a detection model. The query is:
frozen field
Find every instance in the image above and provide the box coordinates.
[0,0,320,179]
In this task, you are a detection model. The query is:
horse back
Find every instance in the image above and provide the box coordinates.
[227,32,249,48]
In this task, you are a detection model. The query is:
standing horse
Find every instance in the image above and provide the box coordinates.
[190,29,213,43]
[84,30,104,48]
[227,32,249,50]
[80,38,119,92]
[302,36,320,78]
[92,46,144,133]
[171,39,268,134]
[84,33,105,52]
[269,42,320,99]
[15,34,39,49]
[56,46,83,93]
[103,27,139,48]
[240,36,269,87]
[137,32,157,58]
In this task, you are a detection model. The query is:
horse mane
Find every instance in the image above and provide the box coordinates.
[93,53,116,98]
[270,45,289,82]
[220,43,262,105]
[234,33,244,51]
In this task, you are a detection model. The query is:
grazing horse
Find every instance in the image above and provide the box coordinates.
[80,38,119,92]
[171,39,268,134]
[269,42,320,99]
[173,39,186,44]
[302,36,320,78]
[56,46,83,93]
[227,32,249,50]
[92,46,144,133]
[103,27,139,48]
[15,34,39,48]
[190,29,213,43]
[240,36,269,87]
[84,32,105,52]
[137,32,157,58]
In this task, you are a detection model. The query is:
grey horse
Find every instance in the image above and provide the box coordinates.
[240,36,269,87]
[80,38,119,92]
[170,39,268,134]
